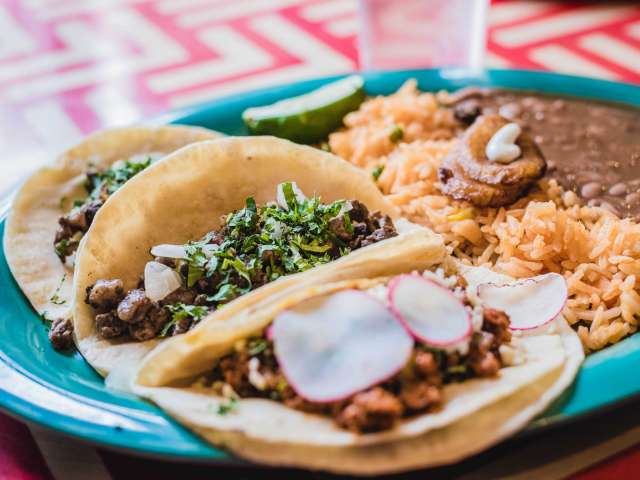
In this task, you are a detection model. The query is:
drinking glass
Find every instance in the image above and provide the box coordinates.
[358,0,489,71]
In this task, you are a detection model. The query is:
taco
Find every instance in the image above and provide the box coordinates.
[4,125,220,349]
[132,261,583,475]
[72,136,444,376]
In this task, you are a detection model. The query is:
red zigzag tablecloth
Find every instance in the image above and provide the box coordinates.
[1,1,640,479]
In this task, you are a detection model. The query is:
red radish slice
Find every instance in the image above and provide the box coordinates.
[265,325,274,341]
[388,275,472,347]
[477,273,567,330]
[272,290,413,403]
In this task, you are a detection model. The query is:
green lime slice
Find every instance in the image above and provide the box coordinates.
[242,75,365,144]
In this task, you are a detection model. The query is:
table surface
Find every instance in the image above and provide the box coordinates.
[1,0,640,479]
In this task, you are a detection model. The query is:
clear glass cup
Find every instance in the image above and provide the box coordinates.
[358,0,489,71]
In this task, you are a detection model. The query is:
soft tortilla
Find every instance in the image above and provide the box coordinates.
[132,266,583,474]
[72,136,444,375]
[4,125,221,323]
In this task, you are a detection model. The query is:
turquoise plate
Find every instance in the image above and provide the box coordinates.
[1,69,639,461]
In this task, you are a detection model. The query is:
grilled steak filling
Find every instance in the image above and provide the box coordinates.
[54,156,155,262]
[85,189,397,342]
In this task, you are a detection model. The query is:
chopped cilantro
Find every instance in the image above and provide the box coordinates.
[54,239,70,259]
[372,165,385,181]
[269,377,288,400]
[50,274,67,305]
[161,303,209,337]
[65,156,155,217]
[184,243,208,287]
[216,398,238,415]
[247,338,268,356]
[342,212,354,235]
[280,182,298,211]
[207,284,242,303]
[40,311,53,331]
[417,345,444,366]
[389,125,404,143]
[178,185,350,309]
[155,183,360,331]
[446,365,468,376]
[85,156,153,199]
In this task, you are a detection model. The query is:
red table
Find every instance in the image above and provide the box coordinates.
[1,1,639,478]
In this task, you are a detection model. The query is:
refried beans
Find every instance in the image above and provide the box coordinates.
[451,88,640,219]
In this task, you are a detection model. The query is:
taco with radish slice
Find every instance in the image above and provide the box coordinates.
[71,136,445,376]
[4,125,221,350]
[131,262,583,475]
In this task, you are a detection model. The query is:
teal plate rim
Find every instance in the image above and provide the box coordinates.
[1,68,639,463]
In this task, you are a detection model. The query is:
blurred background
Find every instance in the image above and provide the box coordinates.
[1,0,640,195]
[2,2,640,479]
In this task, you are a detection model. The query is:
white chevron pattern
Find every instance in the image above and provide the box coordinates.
[0,0,638,196]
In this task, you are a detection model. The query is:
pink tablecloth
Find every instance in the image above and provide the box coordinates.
[1,1,640,478]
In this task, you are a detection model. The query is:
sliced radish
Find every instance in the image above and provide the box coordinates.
[150,243,218,259]
[144,261,182,302]
[477,273,567,330]
[265,324,274,341]
[272,290,413,403]
[388,274,472,347]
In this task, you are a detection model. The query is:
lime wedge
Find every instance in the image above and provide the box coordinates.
[242,75,365,144]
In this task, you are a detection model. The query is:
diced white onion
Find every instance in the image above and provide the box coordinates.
[337,200,353,216]
[248,357,267,391]
[150,243,218,259]
[276,182,307,210]
[150,244,187,259]
[144,261,182,302]
[222,383,238,399]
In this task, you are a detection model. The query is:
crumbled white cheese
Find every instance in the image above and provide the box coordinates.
[486,122,522,164]
[422,268,457,289]
[248,357,267,391]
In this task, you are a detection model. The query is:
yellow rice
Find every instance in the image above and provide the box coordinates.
[330,80,640,351]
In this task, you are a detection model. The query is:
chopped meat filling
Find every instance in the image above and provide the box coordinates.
[116,289,151,323]
[54,200,103,261]
[204,303,511,433]
[54,156,155,263]
[336,388,404,432]
[85,279,124,311]
[48,317,74,351]
[95,312,127,339]
[127,305,168,341]
[328,200,397,249]
[85,196,397,342]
